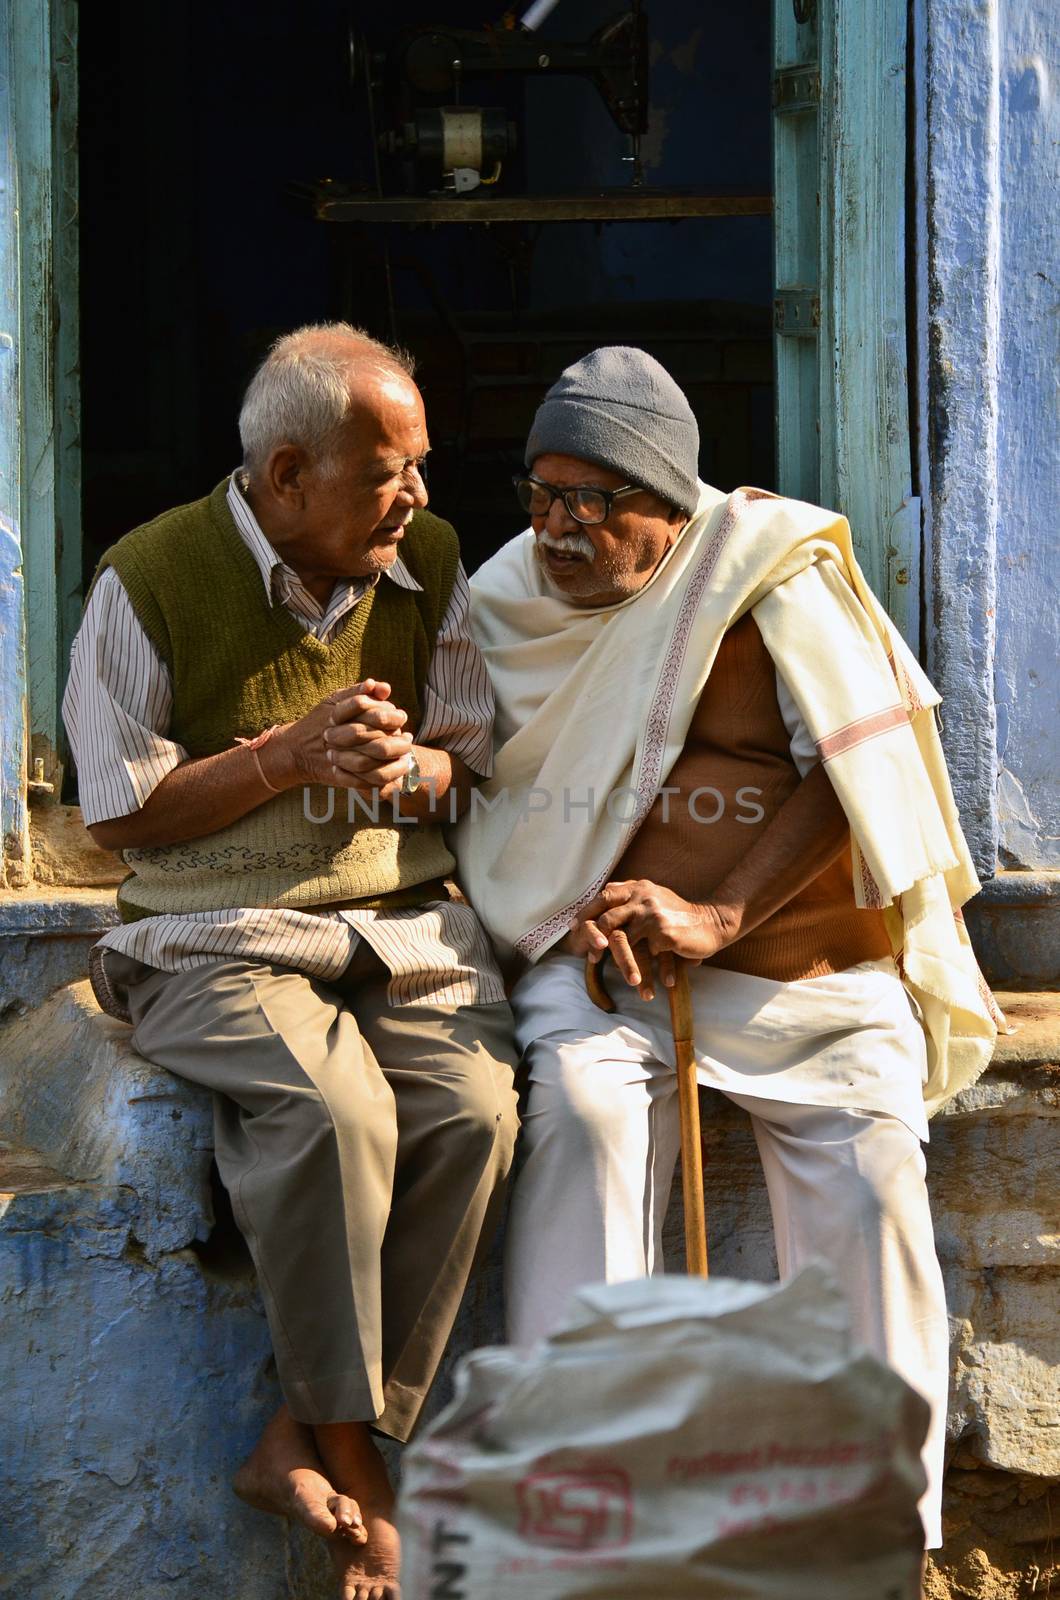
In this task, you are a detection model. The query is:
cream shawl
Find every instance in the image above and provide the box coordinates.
[456,484,1001,1113]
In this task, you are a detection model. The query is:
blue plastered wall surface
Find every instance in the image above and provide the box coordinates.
[922,0,1060,987]
[913,0,1060,1582]
[994,1,1059,872]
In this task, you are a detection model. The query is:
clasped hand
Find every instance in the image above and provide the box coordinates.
[565,879,735,1001]
[264,679,414,798]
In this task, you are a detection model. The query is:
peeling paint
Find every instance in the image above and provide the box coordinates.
[921,0,1002,877]
[920,0,1058,878]
[997,769,1060,870]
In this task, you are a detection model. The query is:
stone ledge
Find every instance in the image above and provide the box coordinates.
[965,875,1059,987]
[988,991,1058,1064]
[0,886,119,937]
[0,1138,75,1196]
[0,890,121,1014]
[0,979,213,1258]
[976,871,1060,907]
[28,802,126,888]
[940,991,1059,1119]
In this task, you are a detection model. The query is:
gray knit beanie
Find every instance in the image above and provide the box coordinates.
[525,346,700,517]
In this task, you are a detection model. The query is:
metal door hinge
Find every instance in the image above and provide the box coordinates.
[772,65,821,114]
[774,290,820,336]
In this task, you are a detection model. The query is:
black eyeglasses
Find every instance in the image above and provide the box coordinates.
[513,475,642,527]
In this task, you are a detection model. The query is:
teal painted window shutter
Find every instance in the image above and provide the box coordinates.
[773,0,920,647]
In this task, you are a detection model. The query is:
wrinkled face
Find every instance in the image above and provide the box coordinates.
[264,371,430,580]
[528,454,685,607]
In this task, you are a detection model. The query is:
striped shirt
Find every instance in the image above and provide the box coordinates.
[63,473,505,1019]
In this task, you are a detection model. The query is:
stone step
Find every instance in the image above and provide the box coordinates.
[940,989,1059,1117]
[988,990,1059,1065]
[963,869,1059,989]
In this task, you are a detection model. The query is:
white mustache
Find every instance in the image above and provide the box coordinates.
[379,512,414,533]
[537,531,596,561]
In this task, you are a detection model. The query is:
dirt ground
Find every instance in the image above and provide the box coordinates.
[927,1465,1058,1599]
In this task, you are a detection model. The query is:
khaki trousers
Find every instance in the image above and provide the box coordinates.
[116,945,519,1439]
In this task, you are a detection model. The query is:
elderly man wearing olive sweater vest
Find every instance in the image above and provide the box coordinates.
[63,324,519,1600]
[455,347,1002,1557]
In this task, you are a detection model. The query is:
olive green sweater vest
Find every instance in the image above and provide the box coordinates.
[96,480,460,921]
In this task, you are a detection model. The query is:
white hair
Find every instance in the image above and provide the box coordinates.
[238,322,415,478]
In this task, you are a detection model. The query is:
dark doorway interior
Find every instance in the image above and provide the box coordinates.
[78,1,773,582]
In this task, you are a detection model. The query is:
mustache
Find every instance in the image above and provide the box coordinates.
[536,531,596,561]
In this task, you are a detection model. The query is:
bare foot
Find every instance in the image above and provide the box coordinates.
[314,1418,402,1600]
[234,1405,367,1547]
[234,1406,402,1599]
[328,1499,400,1600]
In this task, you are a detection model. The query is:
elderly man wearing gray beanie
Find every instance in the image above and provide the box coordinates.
[455,345,1002,1559]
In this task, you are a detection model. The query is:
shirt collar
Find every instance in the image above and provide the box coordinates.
[227,471,423,600]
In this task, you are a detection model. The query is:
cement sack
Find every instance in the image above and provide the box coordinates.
[397,1263,928,1600]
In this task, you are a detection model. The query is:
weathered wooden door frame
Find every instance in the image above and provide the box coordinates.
[7,0,80,798]
[773,0,919,648]
[0,4,30,885]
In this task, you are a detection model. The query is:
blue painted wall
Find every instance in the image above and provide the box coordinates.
[993,0,1059,870]
[921,0,1059,889]
[921,0,1001,878]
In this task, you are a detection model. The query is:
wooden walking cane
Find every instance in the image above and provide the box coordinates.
[585,955,709,1278]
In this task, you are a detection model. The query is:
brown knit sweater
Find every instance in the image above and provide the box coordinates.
[615,614,892,980]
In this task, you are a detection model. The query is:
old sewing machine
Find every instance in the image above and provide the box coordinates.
[351,0,649,199]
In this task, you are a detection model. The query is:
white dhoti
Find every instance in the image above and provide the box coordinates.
[503,953,950,1548]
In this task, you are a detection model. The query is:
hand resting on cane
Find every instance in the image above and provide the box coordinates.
[565,761,851,1001]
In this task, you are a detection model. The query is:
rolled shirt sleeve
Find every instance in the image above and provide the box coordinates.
[63,557,496,827]
[416,563,496,778]
[62,569,187,825]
